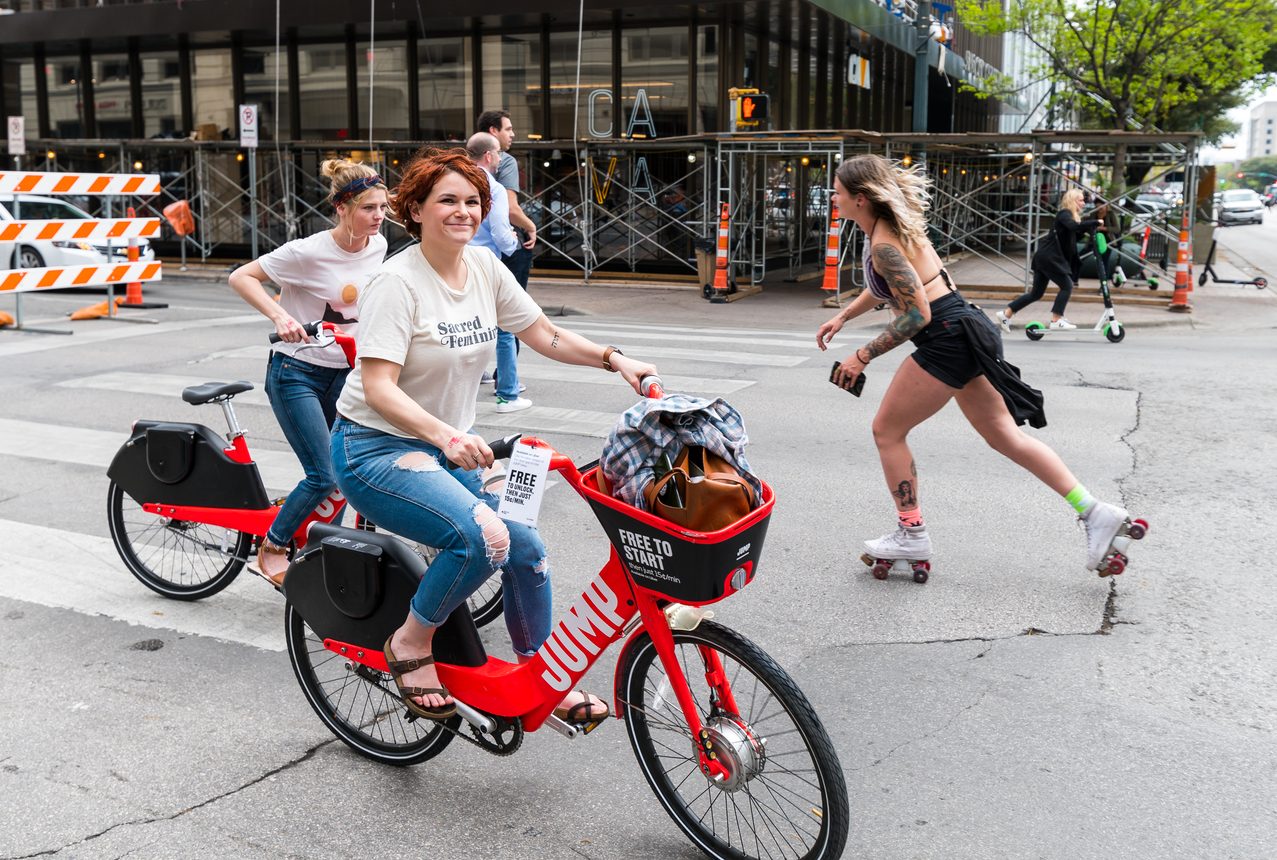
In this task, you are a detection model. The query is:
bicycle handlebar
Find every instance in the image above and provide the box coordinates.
[268,321,323,344]
[640,374,664,399]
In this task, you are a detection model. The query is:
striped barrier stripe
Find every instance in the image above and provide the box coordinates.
[0,262,162,294]
[0,218,161,243]
[0,171,163,196]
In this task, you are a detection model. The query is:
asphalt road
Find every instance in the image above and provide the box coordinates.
[1,226,1275,859]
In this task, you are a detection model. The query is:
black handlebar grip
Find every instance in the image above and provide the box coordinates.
[268,321,321,344]
[488,434,523,461]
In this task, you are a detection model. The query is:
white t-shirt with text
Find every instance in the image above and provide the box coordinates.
[258,230,387,369]
[337,244,541,437]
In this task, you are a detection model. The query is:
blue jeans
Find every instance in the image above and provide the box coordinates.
[264,351,348,547]
[496,247,534,400]
[330,418,551,656]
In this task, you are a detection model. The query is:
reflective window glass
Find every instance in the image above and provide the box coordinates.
[418,36,470,141]
[480,33,541,140]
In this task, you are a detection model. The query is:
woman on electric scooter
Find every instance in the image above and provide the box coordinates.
[330,148,658,723]
[816,154,1133,575]
[228,160,388,585]
[997,188,1103,332]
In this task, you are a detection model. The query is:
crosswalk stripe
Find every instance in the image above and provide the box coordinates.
[513,361,754,394]
[473,400,616,439]
[0,517,285,651]
[0,313,261,358]
[58,371,270,406]
[0,417,303,492]
[572,319,815,341]
[605,344,807,367]
[561,323,814,351]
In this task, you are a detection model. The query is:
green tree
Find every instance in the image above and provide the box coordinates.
[957,0,1277,187]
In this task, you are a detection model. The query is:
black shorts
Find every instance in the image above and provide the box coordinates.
[909,291,997,389]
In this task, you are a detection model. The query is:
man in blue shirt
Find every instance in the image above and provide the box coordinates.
[466,132,529,413]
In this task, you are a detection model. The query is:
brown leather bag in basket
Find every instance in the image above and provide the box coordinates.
[643,445,757,532]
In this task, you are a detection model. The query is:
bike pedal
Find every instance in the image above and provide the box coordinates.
[579,719,605,736]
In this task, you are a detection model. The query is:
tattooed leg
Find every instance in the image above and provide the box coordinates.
[871,358,955,513]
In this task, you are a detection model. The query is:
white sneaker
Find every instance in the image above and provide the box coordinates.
[864,525,931,560]
[495,396,532,414]
[480,370,496,385]
[1049,318,1077,330]
[1113,269,1127,287]
[995,310,1011,333]
[1081,501,1128,571]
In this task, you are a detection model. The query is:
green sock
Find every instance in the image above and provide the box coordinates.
[1065,484,1096,516]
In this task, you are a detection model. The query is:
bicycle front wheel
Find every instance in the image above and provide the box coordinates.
[285,603,457,766]
[618,621,849,860]
[107,481,251,601]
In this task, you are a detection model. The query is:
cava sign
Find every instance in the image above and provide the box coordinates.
[587,89,658,139]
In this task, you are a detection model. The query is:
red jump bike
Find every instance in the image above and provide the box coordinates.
[282,380,850,860]
[104,320,505,625]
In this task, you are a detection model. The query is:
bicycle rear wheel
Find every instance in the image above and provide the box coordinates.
[285,603,457,766]
[107,481,251,601]
[618,621,849,860]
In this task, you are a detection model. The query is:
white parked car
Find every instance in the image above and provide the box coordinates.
[1217,189,1265,226]
[0,194,156,270]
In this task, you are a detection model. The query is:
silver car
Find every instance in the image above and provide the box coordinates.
[1,194,156,269]
[1217,189,1265,226]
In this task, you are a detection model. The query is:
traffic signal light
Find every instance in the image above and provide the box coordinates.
[1238,172,1245,179]
[737,94,769,124]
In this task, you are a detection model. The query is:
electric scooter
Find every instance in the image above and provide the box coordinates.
[1197,238,1268,289]
[1024,232,1127,343]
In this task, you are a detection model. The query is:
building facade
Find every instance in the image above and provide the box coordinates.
[1246,100,1277,160]
[0,0,1008,144]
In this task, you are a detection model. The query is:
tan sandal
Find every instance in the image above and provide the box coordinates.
[382,636,456,721]
[251,538,289,587]
[553,690,610,725]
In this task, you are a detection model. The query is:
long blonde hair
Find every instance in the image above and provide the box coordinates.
[835,154,931,254]
[1059,188,1085,218]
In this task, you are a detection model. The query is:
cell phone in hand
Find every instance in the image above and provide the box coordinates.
[829,360,866,397]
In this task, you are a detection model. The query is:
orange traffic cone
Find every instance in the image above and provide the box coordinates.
[709,202,731,303]
[120,207,167,309]
[821,202,842,291]
[0,311,13,328]
[1167,210,1192,313]
[69,297,125,320]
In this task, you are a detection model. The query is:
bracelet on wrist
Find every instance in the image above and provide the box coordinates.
[856,348,870,365]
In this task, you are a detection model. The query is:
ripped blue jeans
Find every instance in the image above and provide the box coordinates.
[331,417,551,656]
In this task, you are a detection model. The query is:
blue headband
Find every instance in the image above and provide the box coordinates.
[335,175,383,205]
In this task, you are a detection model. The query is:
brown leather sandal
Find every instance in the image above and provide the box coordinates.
[252,539,289,587]
[382,636,457,721]
[553,690,610,725]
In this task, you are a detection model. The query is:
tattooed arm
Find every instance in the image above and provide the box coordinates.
[860,243,931,360]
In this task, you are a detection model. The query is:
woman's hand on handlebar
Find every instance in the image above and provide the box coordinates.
[441,431,493,472]
[271,312,310,344]
[614,354,660,395]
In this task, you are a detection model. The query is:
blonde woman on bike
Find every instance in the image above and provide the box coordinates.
[229,159,388,584]
[816,154,1136,576]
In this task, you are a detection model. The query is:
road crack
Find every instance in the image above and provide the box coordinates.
[2,738,338,859]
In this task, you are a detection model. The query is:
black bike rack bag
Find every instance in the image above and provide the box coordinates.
[285,523,486,667]
[107,420,271,510]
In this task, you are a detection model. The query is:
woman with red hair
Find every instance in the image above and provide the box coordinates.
[331,149,658,725]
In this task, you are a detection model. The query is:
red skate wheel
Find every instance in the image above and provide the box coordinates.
[872,563,890,580]
[912,566,929,584]
[1128,519,1148,540]
[1105,556,1126,577]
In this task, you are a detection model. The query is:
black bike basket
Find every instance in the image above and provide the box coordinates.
[580,467,773,606]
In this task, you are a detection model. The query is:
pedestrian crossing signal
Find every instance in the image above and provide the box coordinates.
[736,94,769,126]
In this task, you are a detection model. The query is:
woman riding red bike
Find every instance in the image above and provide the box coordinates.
[330,148,658,726]
[228,158,388,584]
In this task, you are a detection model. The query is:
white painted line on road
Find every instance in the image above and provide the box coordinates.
[576,319,817,340]
[0,517,285,652]
[561,324,815,351]
[513,361,754,394]
[0,313,261,358]
[58,371,270,406]
[596,344,808,367]
[473,401,616,438]
[0,417,303,492]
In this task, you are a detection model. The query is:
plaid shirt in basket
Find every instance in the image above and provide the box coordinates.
[599,394,761,510]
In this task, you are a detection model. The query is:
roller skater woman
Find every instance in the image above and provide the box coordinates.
[816,154,1145,579]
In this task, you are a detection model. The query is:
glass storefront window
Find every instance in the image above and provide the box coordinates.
[243,45,290,141]
[356,40,409,139]
[480,33,541,140]
[697,25,719,133]
[297,42,349,140]
[46,56,84,138]
[418,36,469,141]
[191,48,235,138]
[548,29,610,140]
[93,51,132,139]
[17,61,34,137]
[621,26,688,138]
[139,49,182,138]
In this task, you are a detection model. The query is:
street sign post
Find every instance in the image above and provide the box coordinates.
[238,105,258,149]
[7,116,25,157]
[239,105,259,257]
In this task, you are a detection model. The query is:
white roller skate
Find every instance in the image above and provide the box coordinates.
[1081,501,1149,576]
[861,525,933,583]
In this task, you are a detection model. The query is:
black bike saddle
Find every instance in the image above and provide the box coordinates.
[182,380,255,405]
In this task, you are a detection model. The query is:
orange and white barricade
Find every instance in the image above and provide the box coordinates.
[0,169,163,332]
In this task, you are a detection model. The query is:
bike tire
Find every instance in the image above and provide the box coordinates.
[617,621,849,860]
[285,603,457,766]
[107,481,251,601]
